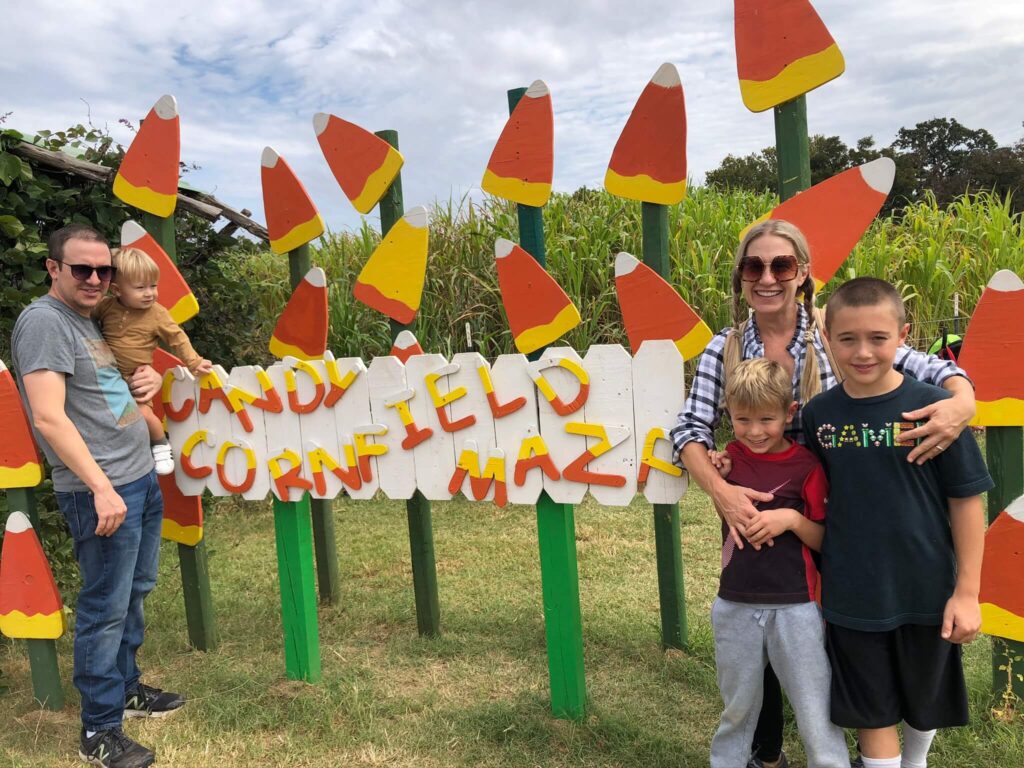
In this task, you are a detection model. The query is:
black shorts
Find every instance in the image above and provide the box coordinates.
[825,622,968,730]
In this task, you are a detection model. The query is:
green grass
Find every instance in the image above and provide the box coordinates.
[2,487,1021,766]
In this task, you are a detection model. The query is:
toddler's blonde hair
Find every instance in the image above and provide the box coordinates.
[111,247,160,285]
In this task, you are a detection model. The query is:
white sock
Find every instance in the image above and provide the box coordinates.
[901,723,937,768]
[862,757,901,768]
[85,730,96,738]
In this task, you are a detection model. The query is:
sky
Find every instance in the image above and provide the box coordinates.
[4,1,1023,236]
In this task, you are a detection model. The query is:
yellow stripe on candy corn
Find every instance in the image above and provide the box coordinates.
[167,293,200,325]
[981,602,1024,643]
[161,519,204,546]
[352,150,404,214]
[0,609,66,640]
[971,399,1024,427]
[112,174,177,218]
[481,169,551,208]
[675,322,714,362]
[0,462,43,490]
[603,168,686,206]
[269,214,326,256]
[739,44,845,113]
[513,304,582,355]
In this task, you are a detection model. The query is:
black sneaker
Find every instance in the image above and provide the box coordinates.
[79,728,154,767]
[124,683,186,718]
[747,752,790,768]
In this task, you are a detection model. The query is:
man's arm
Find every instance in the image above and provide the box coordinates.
[21,370,126,536]
[941,494,985,643]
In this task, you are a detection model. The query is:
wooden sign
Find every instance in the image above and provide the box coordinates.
[495,239,581,354]
[313,113,404,214]
[0,359,42,489]
[260,147,325,255]
[353,207,429,324]
[389,330,425,363]
[0,511,66,640]
[162,343,687,507]
[481,80,554,207]
[614,252,711,361]
[113,94,181,216]
[605,63,687,205]
[958,270,1024,426]
[269,267,329,361]
[743,158,895,288]
[734,0,845,113]
[121,220,200,324]
[980,494,1024,642]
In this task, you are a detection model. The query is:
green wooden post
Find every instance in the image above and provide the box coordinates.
[4,487,64,710]
[141,211,218,651]
[271,495,321,681]
[509,86,587,720]
[774,96,812,202]
[375,129,442,638]
[640,202,688,650]
[985,426,1024,702]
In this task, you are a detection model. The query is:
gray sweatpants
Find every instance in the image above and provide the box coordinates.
[710,598,850,768]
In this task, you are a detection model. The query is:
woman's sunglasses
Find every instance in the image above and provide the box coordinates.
[738,255,799,283]
[56,262,117,282]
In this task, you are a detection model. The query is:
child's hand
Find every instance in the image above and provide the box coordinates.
[745,508,798,548]
[194,359,214,375]
[708,449,732,478]
[941,590,981,644]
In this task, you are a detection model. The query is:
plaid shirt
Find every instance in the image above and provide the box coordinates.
[670,304,968,464]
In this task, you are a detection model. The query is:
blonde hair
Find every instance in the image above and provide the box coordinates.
[111,247,159,285]
[725,358,793,415]
[721,219,821,405]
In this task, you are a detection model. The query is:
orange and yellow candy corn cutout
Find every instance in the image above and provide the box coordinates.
[261,147,325,255]
[980,495,1024,642]
[605,63,687,205]
[0,512,65,639]
[957,270,1024,426]
[481,80,553,207]
[269,267,329,361]
[121,220,199,324]
[113,94,180,216]
[614,252,711,360]
[495,239,580,354]
[313,113,404,214]
[353,207,429,324]
[159,472,204,546]
[390,330,424,363]
[734,0,845,112]
[0,359,42,489]
[742,158,895,288]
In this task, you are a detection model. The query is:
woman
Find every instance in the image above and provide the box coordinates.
[670,219,975,768]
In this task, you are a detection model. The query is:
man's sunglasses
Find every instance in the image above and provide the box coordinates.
[738,255,800,283]
[56,261,116,282]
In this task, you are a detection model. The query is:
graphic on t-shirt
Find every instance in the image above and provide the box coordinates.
[83,338,141,428]
[815,419,923,449]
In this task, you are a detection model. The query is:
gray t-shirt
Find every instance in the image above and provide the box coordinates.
[11,295,153,491]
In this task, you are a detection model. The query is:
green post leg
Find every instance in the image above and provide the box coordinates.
[271,495,322,681]
[376,128,442,637]
[774,95,812,202]
[5,487,64,709]
[640,201,688,650]
[141,211,218,650]
[284,241,342,606]
[509,85,587,719]
[986,426,1024,702]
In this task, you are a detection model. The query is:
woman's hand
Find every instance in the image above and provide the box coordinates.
[901,393,975,464]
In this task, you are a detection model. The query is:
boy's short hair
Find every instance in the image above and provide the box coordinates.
[111,247,160,285]
[825,277,906,328]
[724,358,793,414]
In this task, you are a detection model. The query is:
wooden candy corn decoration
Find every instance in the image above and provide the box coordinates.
[113,94,181,216]
[481,80,554,207]
[495,239,581,354]
[269,267,329,361]
[121,220,200,324]
[957,270,1024,426]
[0,512,65,639]
[0,359,42,489]
[313,113,404,214]
[260,147,325,255]
[614,252,712,360]
[390,330,425,364]
[353,206,429,324]
[980,495,1024,642]
[743,158,895,288]
[605,63,687,205]
[734,0,845,113]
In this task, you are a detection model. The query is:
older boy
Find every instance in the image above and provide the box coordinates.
[803,277,992,768]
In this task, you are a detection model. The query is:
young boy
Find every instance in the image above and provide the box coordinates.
[803,277,992,768]
[94,246,212,474]
[707,358,850,768]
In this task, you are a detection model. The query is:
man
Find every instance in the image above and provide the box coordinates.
[11,224,184,768]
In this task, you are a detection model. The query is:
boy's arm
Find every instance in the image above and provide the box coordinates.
[154,306,209,373]
[941,494,985,644]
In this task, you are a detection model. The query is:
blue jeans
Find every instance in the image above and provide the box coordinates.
[57,471,163,730]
